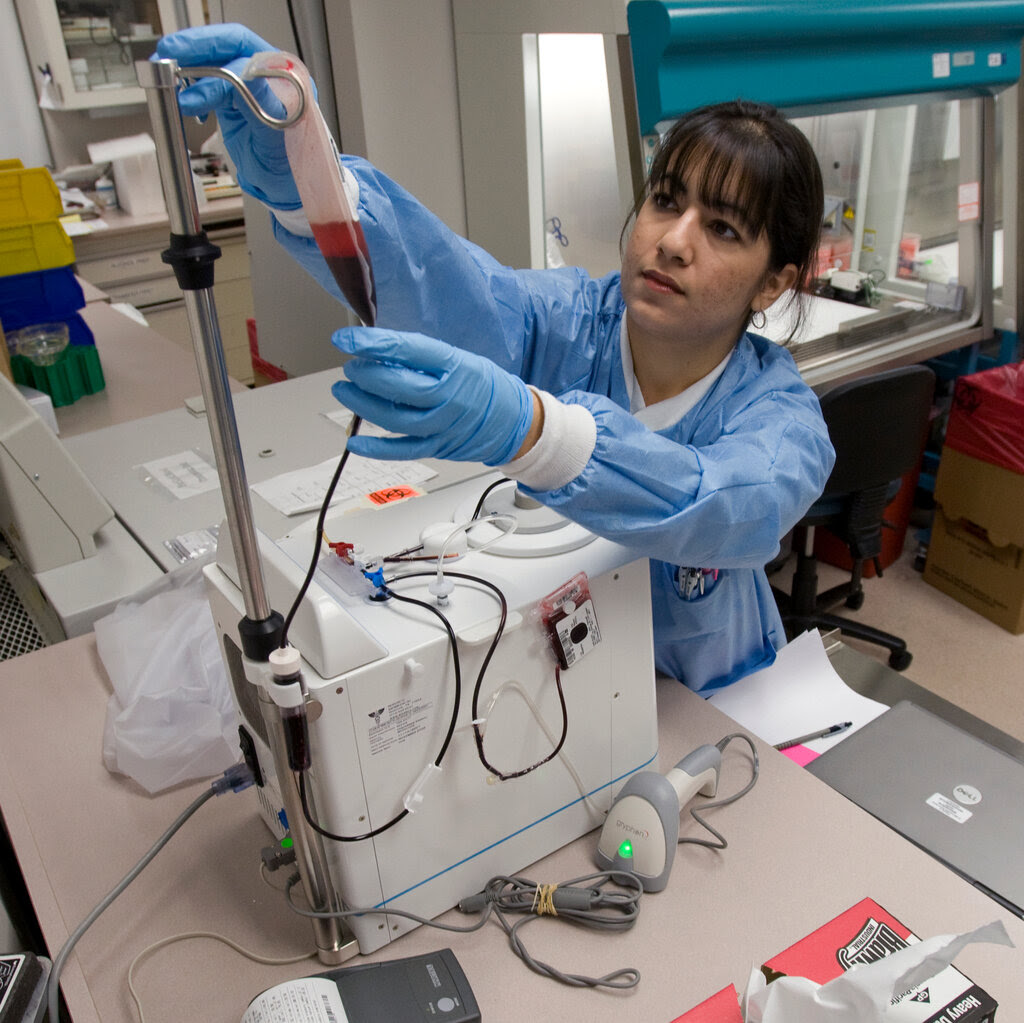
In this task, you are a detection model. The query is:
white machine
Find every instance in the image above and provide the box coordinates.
[204,472,658,956]
[0,372,112,573]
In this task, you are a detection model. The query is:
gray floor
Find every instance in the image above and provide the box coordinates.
[775,546,1024,746]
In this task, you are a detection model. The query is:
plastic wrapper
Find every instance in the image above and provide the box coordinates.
[945,361,1024,475]
[743,919,1012,1022]
[97,561,238,794]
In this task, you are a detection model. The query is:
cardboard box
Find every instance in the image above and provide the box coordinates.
[924,447,1024,634]
[762,898,998,1021]
[670,984,743,1022]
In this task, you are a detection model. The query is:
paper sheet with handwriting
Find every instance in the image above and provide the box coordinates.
[251,455,437,516]
[253,458,438,516]
[251,408,438,516]
[707,630,888,754]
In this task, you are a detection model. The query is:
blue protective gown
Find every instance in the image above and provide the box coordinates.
[274,156,836,693]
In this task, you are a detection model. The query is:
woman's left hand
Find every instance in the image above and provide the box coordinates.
[331,328,537,465]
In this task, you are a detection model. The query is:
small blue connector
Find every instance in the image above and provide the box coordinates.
[212,762,256,795]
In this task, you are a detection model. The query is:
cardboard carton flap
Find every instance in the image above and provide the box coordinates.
[933,447,1024,548]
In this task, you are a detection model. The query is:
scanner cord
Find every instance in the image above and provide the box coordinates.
[678,732,760,850]
[283,868,642,989]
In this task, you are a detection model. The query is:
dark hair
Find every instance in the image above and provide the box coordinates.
[622,100,823,344]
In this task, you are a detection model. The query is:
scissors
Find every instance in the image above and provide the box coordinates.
[547,216,569,247]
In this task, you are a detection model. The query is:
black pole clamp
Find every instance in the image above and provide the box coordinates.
[162,231,222,291]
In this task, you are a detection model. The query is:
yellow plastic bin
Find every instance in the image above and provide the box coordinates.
[0,220,75,275]
[0,164,63,225]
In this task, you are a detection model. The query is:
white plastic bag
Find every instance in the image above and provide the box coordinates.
[97,560,238,794]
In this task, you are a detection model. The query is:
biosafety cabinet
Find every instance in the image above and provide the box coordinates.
[453,0,1024,387]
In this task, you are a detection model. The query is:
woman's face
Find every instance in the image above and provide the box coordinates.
[621,168,796,357]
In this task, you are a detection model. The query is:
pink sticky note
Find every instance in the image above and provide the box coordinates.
[780,744,819,766]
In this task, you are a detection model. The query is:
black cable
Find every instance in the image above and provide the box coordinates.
[456,573,565,781]
[384,586,463,766]
[296,579,463,843]
[383,570,566,780]
[279,416,362,648]
[471,476,510,520]
[283,0,309,65]
[475,665,568,781]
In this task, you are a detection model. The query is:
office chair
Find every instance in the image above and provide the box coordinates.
[771,364,936,670]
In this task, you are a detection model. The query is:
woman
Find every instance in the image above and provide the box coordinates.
[157,25,835,693]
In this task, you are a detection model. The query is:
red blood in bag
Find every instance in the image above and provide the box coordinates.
[311,219,377,327]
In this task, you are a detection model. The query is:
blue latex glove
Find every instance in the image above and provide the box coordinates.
[155,24,300,209]
[331,328,536,465]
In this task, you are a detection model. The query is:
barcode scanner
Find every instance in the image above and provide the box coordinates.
[594,744,722,891]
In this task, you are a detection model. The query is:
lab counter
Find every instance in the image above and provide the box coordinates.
[59,368,482,576]
[71,195,245,247]
[56,301,246,440]
[29,301,251,636]
[71,196,256,385]
[1,635,1022,1023]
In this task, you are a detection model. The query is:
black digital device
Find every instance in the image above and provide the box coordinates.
[313,948,480,1023]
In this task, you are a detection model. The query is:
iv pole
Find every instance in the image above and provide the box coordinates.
[135,58,350,964]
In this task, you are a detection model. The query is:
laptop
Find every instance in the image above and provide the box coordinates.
[807,700,1024,916]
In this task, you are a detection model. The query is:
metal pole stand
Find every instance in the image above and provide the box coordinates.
[135,58,350,964]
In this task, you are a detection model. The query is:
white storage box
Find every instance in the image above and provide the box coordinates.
[87,134,167,217]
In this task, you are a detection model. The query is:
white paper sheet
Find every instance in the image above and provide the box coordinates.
[241,976,349,1023]
[140,451,221,500]
[251,455,437,516]
[707,630,888,753]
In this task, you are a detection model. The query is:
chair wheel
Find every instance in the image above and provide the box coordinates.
[888,649,912,671]
[844,590,865,611]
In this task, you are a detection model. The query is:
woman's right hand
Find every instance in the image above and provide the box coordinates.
[155,24,301,209]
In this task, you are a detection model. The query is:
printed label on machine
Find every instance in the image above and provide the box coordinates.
[552,599,601,668]
[539,572,602,669]
[367,696,434,756]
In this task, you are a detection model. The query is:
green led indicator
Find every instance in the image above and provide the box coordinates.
[618,840,633,859]
[281,836,294,849]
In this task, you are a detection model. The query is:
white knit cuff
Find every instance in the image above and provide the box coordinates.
[271,205,313,237]
[270,161,362,239]
[501,388,596,492]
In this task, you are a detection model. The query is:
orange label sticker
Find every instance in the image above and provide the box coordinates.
[367,485,421,506]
